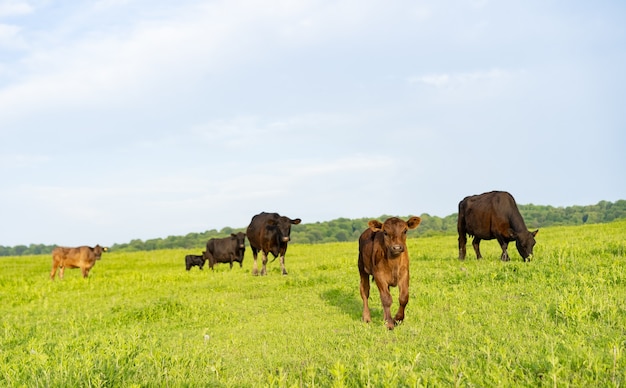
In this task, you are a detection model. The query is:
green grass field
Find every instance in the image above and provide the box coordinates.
[1,220,625,387]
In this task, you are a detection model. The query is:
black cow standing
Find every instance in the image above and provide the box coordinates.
[204,232,246,270]
[246,212,301,275]
[458,191,538,262]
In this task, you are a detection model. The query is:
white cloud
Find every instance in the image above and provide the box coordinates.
[191,117,288,149]
[408,69,511,88]
[287,155,393,177]
[0,23,20,41]
[468,0,489,8]
[0,153,49,168]
[0,0,417,122]
[0,0,33,17]
[1,2,303,120]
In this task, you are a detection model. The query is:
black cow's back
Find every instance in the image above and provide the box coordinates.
[459,191,524,238]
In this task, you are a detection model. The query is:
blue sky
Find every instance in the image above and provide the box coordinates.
[1,0,624,247]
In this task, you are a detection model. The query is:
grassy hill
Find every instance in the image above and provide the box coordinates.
[1,220,625,386]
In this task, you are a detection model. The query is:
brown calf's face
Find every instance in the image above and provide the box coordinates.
[369,216,422,257]
[94,245,108,259]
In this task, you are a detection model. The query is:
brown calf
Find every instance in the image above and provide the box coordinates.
[358,216,421,330]
[50,245,108,279]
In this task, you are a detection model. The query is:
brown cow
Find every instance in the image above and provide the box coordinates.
[50,245,108,279]
[246,212,301,275]
[458,191,538,262]
[358,216,421,330]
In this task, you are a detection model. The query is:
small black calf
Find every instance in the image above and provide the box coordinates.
[185,253,207,270]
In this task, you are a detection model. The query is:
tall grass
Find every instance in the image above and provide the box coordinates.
[1,221,625,386]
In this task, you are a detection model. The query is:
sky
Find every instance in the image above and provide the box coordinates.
[1,0,625,247]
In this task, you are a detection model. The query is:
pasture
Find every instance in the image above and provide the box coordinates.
[1,220,625,387]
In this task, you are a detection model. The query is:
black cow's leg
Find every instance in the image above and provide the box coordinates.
[261,251,268,276]
[472,237,482,259]
[499,239,510,261]
[251,248,259,275]
[279,254,288,275]
[458,233,467,260]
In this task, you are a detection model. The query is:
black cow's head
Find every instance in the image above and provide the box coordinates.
[515,229,539,261]
[268,216,302,243]
[231,232,246,249]
[369,216,421,257]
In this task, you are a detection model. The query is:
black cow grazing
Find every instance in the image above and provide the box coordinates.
[246,212,301,275]
[458,191,539,262]
[185,253,207,270]
[204,232,246,270]
[358,216,422,330]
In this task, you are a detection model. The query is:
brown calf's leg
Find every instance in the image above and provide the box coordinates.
[359,273,372,323]
[375,280,395,330]
[394,276,409,324]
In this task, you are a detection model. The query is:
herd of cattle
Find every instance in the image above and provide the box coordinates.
[49,191,538,330]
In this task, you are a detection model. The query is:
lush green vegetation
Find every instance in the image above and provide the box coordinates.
[2,199,625,256]
[1,220,625,386]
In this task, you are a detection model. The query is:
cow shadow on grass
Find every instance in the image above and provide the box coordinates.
[320,287,364,322]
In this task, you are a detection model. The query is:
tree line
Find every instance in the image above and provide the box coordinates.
[2,199,625,257]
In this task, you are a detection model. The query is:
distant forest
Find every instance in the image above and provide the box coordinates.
[2,200,625,257]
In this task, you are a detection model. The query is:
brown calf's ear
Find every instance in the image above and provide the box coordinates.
[532,229,539,237]
[291,218,302,225]
[407,216,422,229]
[368,220,383,232]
